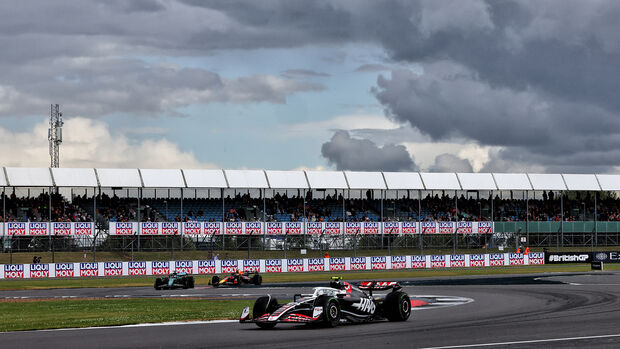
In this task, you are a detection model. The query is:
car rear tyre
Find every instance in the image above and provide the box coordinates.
[315,295,340,327]
[211,275,220,287]
[182,277,189,289]
[154,278,163,290]
[252,274,262,285]
[188,276,195,288]
[253,296,279,329]
[384,291,411,321]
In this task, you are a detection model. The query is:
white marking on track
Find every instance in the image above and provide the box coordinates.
[419,333,620,348]
[0,320,238,334]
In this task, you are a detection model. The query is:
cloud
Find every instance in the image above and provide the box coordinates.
[281,69,331,78]
[428,153,473,173]
[0,58,324,117]
[321,130,417,171]
[354,64,391,72]
[0,117,218,169]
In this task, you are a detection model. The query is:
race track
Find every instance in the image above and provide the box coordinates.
[2,272,620,348]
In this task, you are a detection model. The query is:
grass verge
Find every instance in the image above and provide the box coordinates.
[1,264,619,290]
[0,298,252,332]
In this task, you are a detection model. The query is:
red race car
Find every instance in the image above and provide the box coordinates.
[210,270,262,287]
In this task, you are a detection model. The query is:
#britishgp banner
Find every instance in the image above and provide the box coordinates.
[225,222,243,235]
[245,222,262,235]
[140,222,160,235]
[161,222,179,235]
[438,222,454,234]
[183,222,202,235]
[306,222,323,235]
[203,222,221,235]
[266,222,283,235]
[345,222,361,235]
[324,222,341,235]
[52,222,72,236]
[28,222,49,236]
[110,222,136,236]
[421,221,437,234]
[285,222,303,235]
[363,222,380,234]
[384,222,400,234]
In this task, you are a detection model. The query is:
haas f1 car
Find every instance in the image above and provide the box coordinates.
[210,270,262,287]
[240,277,411,328]
[154,272,195,290]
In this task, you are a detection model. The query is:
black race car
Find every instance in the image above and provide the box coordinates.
[240,277,411,328]
[210,270,262,287]
[154,272,195,290]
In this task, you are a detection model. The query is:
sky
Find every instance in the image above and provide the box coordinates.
[1,0,620,173]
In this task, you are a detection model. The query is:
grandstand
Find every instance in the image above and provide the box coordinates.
[1,168,620,253]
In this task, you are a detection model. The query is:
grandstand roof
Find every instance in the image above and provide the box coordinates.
[265,170,309,189]
[183,169,227,188]
[1,167,619,191]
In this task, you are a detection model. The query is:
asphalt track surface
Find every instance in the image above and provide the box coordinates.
[2,272,620,348]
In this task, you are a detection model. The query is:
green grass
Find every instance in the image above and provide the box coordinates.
[1,264,619,290]
[0,298,252,332]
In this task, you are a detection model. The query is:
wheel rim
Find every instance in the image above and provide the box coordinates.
[401,298,410,314]
[329,304,338,318]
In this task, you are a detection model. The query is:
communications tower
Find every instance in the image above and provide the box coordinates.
[48,104,63,167]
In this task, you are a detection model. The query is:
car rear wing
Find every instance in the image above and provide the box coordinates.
[358,281,401,293]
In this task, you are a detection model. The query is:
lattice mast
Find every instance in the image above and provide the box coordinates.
[48,104,63,168]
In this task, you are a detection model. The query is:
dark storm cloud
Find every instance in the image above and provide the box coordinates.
[321,130,417,171]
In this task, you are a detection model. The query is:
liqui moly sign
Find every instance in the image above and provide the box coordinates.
[402,222,417,234]
[384,222,400,234]
[184,222,202,235]
[411,255,426,268]
[345,222,361,235]
[74,222,93,236]
[52,222,72,236]
[203,222,220,235]
[141,222,159,235]
[286,258,304,272]
[80,263,99,277]
[450,254,466,267]
[197,260,216,274]
[470,254,485,267]
[55,263,75,277]
[245,222,262,235]
[29,263,50,278]
[7,222,26,236]
[430,255,446,268]
[391,256,407,269]
[363,222,380,234]
[350,257,367,270]
[114,222,134,235]
[128,261,147,275]
[103,262,123,276]
[175,260,193,273]
[161,222,179,235]
[265,259,282,272]
[306,222,322,235]
[371,256,386,270]
[225,222,243,235]
[29,222,48,236]
[243,259,260,272]
[4,264,24,279]
[324,222,341,234]
[266,222,283,235]
[220,259,238,273]
[308,258,325,271]
[285,222,302,235]
[330,257,346,271]
[152,261,170,275]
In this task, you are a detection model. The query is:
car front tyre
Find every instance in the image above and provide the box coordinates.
[384,291,411,321]
[253,296,279,329]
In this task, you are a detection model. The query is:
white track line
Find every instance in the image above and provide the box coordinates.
[0,320,238,334]
[419,333,620,349]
